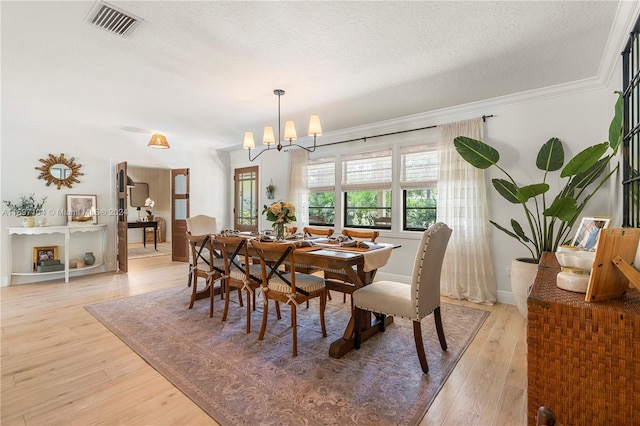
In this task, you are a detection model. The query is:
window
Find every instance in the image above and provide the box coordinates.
[622,17,640,228]
[400,144,438,231]
[342,149,392,228]
[308,157,335,225]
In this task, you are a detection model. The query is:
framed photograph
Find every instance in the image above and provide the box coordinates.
[66,194,97,224]
[571,216,612,251]
[33,246,58,271]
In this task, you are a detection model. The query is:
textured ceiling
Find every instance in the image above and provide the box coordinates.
[1,1,621,151]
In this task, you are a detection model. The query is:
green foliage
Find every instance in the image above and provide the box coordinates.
[3,193,47,217]
[453,92,623,261]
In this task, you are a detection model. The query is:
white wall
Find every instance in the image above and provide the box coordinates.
[1,121,230,285]
[229,77,623,304]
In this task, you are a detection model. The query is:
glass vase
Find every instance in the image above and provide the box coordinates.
[274,223,285,240]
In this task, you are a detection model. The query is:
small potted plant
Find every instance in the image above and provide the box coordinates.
[454,91,623,316]
[3,193,47,227]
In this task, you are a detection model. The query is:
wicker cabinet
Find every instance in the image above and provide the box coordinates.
[145,217,164,244]
[527,252,640,424]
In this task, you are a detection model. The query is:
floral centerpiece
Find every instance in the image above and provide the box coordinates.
[144,197,155,219]
[262,201,296,240]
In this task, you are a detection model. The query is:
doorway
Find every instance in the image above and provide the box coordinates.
[234,166,259,232]
[126,165,172,260]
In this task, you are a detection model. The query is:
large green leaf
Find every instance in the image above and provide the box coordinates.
[609,91,623,154]
[543,197,578,221]
[492,179,520,203]
[571,157,608,189]
[490,220,527,242]
[454,136,499,169]
[560,142,609,177]
[536,138,564,172]
[510,219,531,243]
[516,183,549,202]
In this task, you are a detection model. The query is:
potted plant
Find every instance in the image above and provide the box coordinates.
[3,193,47,227]
[454,91,623,316]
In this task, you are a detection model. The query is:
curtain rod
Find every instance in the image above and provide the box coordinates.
[298,114,495,149]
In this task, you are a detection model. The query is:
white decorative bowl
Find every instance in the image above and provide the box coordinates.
[555,251,596,271]
[557,270,591,293]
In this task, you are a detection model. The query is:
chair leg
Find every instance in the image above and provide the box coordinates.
[259,297,269,341]
[354,307,362,349]
[434,306,447,350]
[327,290,332,301]
[208,277,215,318]
[222,278,230,322]
[275,301,282,320]
[379,313,386,332]
[245,289,252,334]
[237,288,244,307]
[412,320,429,374]
[291,304,297,357]
[189,274,197,309]
[319,290,327,337]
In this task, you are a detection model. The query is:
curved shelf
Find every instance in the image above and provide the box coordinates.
[7,225,107,284]
[11,263,104,277]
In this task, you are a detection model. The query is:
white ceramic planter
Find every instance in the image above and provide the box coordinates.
[511,258,539,318]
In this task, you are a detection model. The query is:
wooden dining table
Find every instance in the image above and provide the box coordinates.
[191,232,397,358]
[292,242,397,358]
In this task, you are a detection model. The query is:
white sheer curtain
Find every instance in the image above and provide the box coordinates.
[287,149,309,228]
[437,118,497,304]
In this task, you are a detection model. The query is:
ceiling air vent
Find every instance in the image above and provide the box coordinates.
[85,1,142,37]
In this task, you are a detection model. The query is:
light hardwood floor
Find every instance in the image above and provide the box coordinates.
[1,256,527,425]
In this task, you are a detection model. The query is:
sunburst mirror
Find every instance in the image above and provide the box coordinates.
[35,153,84,189]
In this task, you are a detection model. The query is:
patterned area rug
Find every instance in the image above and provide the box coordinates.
[127,242,171,259]
[86,287,488,425]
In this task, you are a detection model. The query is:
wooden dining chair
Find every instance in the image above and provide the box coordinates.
[342,228,379,242]
[250,240,328,357]
[185,215,218,289]
[216,235,262,333]
[352,222,452,374]
[303,226,334,238]
[186,233,226,318]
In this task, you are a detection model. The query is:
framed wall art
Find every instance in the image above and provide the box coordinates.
[66,194,97,224]
[33,245,58,271]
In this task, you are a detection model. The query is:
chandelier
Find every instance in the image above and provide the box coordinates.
[243,89,322,161]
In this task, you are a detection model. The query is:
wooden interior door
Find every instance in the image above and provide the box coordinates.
[234,166,259,232]
[171,168,190,262]
[116,161,128,272]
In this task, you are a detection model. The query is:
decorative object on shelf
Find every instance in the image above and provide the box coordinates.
[266,180,276,199]
[33,245,58,271]
[243,89,322,161]
[35,153,83,189]
[66,194,98,225]
[84,252,96,266]
[77,259,86,268]
[555,250,596,293]
[145,197,155,220]
[262,201,296,240]
[454,91,623,317]
[571,216,612,252]
[3,193,47,228]
[148,133,170,149]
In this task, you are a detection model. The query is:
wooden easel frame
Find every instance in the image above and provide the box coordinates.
[585,228,640,302]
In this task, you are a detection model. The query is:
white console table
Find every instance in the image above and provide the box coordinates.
[8,224,107,284]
